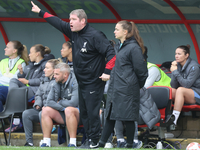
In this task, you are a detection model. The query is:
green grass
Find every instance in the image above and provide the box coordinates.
[0,147,154,150]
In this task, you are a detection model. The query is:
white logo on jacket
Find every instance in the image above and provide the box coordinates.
[90,91,95,94]
[67,89,72,96]
[80,42,87,53]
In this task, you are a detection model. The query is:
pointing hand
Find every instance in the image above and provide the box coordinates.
[31,1,41,13]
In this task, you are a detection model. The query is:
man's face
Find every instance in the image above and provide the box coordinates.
[54,68,65,83]
[69,14,84,32]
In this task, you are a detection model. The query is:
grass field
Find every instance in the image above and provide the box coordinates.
[0,147,155,150]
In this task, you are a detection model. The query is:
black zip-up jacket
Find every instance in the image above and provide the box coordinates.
[17,54,55,94]
[39,11,116,88]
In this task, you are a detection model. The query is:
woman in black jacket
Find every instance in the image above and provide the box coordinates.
[9,44,53,100]
[99,21,148,148]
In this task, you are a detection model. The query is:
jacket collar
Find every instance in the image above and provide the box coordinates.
[62,72,72,88]
[77,24,89,34]
[33,58,46,66]
[115,36,137,53]
[178,57,192,72]
[43,76,55,82]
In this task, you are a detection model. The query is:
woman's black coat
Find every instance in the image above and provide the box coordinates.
[105,36,148,121]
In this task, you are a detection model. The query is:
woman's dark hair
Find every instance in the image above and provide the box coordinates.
[117,20,145,54]
[63,41,72,49]
[177,45,190,55]
[109,40,116,47]
[10,40,29,65]
[33,44,51,58]
[143,46,148,61]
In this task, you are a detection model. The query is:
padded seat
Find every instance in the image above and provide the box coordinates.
[0,87,28,145]
[171,103,200,112]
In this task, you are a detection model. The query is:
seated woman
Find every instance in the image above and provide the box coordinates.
[0,40,29,112]
[60,41,73,68]
[5,44,54,132]
[9,44,54,100]
[22,59,60,147]
[170,45,200,126]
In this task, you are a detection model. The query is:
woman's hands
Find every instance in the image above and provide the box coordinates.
[17,64,23,74]
[170,61,177,72]
[18,78,29,85]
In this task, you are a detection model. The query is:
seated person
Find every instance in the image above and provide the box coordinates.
[170,45,200,126]
[51,41,73,133]
[144,46,171,88]
[0,40,29,112]
[40,63,79,147]
[60,41,73,69]
[5,44,54,132]
[22,59,60,146]
[160,61,172,73]
[115,46,171,148]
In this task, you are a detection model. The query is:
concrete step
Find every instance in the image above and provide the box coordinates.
[0,132,83,147]
[0,132,199,149]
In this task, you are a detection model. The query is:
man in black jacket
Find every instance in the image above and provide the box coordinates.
[31,1,116,148]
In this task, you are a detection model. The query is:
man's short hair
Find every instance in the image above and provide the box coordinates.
[70,9,87,24]
[55,62,70,74]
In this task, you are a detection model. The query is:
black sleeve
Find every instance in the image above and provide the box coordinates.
[94,31,116,74]
[39,10,72,39]
[130,46,148,88]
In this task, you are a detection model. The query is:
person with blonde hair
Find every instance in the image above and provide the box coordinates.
[22,59,60,147]
[0,40,29,112]
[5,44,55,132]
[40,63,79,147]
[98,20,148,148]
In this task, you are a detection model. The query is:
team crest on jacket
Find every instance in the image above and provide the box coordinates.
[80,42,87,53]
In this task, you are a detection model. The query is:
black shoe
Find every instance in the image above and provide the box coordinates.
[98,140,105,148]
[117,141,126,148]
[125,143,133,148]
[77,139,90,149]
[24,142,33,147]
[165,114,175,123]
[90,141,99,149]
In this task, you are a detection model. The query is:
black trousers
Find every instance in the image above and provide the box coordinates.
[79,86,104,143]
[99,104,135,147]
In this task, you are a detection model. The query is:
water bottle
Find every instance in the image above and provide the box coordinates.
[156,141,163,149]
